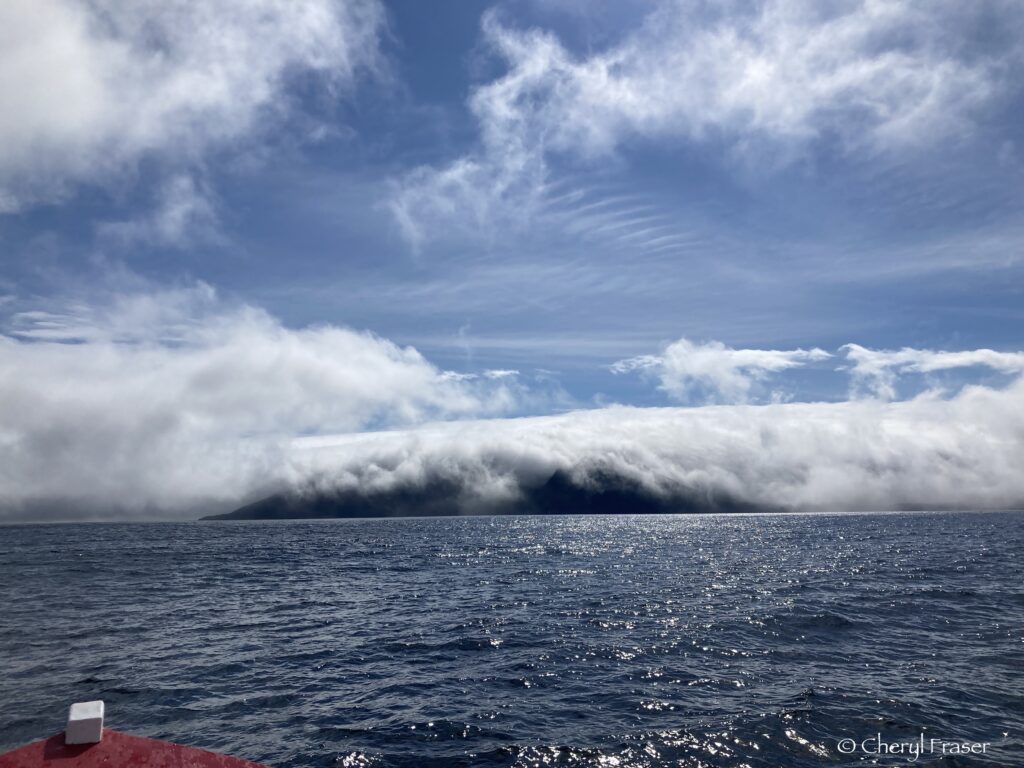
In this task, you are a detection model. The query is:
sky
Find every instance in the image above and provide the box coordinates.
[2,0,1024,520]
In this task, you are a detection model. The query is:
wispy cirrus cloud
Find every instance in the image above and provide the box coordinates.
[391,0,1022,248]
[0,0,386,213]
[95,174,222,249]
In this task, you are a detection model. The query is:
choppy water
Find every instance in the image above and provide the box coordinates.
[1,512,1022,767]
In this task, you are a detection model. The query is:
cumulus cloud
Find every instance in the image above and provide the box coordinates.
[0,284,521,517]
[612,337,830,403]
[392,0,1022,246]
[844,343,1024,400]
[0,0,384,211]
[281,379,1024,516]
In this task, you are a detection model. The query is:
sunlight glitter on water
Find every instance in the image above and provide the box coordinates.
[0,511,1021,766]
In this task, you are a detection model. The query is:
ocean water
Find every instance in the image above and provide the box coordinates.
[0,512,1021,767]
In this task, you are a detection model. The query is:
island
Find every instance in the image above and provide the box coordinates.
[202,469,766,520]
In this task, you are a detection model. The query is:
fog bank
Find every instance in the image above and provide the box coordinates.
[265,381,1024,517]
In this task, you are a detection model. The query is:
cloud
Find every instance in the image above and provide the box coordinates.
[0,0,385,211]
[440,368,520,382]
[612,337,830,403]
[96,174,222,248]
[4,294,1022,522]
[844,343,1024,400]
[612,338,1024,403]
[483,369,520,379]
[392,0,1022,246]
[280,378,1024,516]
[0,284,523,517]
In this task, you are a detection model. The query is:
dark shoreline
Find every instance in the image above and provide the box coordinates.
[202,469,772,521]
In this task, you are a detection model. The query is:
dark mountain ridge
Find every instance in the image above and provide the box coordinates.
[203,469,769,520]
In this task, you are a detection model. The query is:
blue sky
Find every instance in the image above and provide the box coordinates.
[3,0,1023,402]
[2,0,1024,517]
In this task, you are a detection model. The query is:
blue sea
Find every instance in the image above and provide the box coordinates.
[1,512,1021,766]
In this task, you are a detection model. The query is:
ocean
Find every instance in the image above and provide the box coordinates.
[1,512,1021,766]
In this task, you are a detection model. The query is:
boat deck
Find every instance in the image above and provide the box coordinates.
[0,730,267,768]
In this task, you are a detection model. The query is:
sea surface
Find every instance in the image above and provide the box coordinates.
[0,512,1021,767]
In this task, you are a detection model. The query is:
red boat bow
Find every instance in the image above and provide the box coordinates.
[0,729,268,768]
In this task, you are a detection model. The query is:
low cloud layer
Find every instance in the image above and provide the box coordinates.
[0,285,520,518]
[2,289,1022,520]
[282,380,1024,516]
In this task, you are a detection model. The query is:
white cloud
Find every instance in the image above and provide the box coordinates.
[612,337,830,403]
[4,294,1023,520]
[96,174,221,248]
[0,284,522,516]
[440,368,520,382]
[392,0,1021,246]
[0,0,384,211]
[613,338,1024,402]
[483,369,520,379]
[286,379,1024,515]
[844,343,1024,399]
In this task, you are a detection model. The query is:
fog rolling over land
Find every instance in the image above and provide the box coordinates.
[4,316,1024,521]
[211,385,1024,521]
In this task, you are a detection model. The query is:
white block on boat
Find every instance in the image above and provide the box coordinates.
[66,700,104,744]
